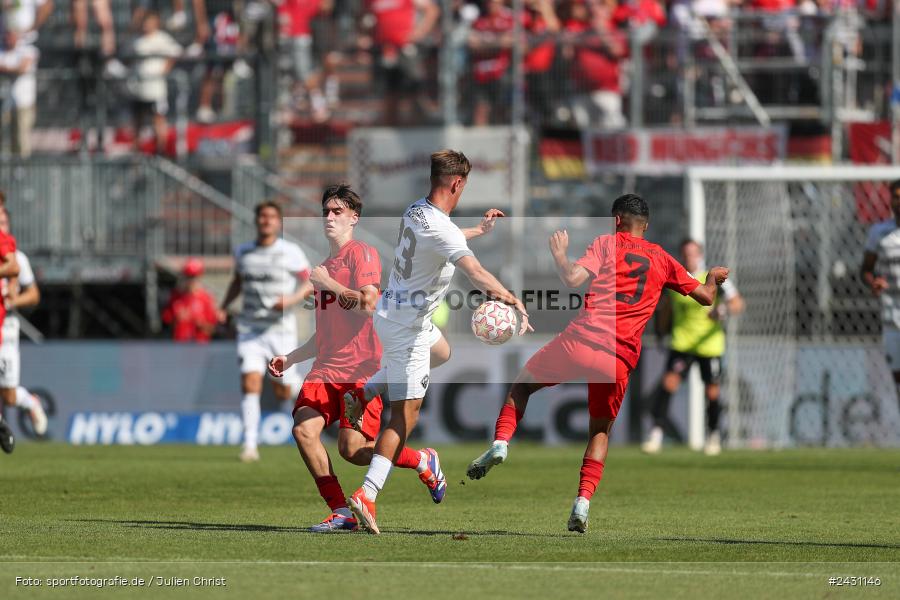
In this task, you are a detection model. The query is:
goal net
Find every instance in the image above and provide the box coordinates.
[685,166,900,448]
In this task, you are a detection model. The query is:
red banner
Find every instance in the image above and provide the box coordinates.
[582,126,787,174]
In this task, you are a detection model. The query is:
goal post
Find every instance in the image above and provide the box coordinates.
[684,165,900,449]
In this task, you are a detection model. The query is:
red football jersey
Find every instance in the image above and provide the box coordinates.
[368,0,416,48]
[162,287,218,343]
[567,231,699,369]
[311,240,382,383]
[0,231,16,343]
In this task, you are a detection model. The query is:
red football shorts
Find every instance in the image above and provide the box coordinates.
[524,331,632,420]
[293,378,383,441]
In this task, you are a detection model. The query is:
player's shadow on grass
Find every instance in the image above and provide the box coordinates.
[380,528,569,538]
[657,536,900,550]
[70,519,563,538]
[70,519,307,534]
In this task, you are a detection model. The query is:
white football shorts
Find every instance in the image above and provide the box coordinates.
[0,337,20,388]
[237,325,302,385]
[374,313,443,401]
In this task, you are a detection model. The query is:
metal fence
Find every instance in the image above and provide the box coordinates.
[6,5,890,163]
[0,156,255,271]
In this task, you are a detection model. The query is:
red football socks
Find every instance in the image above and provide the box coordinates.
[315,475,347,511]
[395,446,423,470]
[494,403,523,442]
[577,457,605,500]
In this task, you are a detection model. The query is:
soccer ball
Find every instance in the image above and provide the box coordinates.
[471,301,518,345]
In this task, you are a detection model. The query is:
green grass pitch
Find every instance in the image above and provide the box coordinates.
[1,443,898,598]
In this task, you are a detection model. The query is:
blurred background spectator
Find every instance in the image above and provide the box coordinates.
[363,0,440,125]
[564,0,627,129]
[2,0,53,45]
[127,9,182,153]
[161,258,218,343]
[469,0,514,125]
[72,0,115,56]
[0,26,39,156]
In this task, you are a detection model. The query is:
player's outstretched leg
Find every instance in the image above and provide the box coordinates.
[338,425,445,504]
[349,399,423,534]
[568,417,613,533]
[0,413,14,454]
[416,448,446,503]
[14,387,47,437]
[641,372,680,454]
[293,408,358,533]
[467,374,546,480]
[704,383,722,456]
[239,373,263,463]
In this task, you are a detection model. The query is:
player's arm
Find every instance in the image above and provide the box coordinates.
[274,277,314,311]
[8,280,40,310]
[861,251,888,296]
[688,267,730,307]
[308,265,378,315]
[456,255,533,335]
[217,272,242,322]
[549,230,591,288]
[0,251,19,279]
[461,209,505,240]
[268,336,317,378]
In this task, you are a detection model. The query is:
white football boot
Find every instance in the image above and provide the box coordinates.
[567,497,590,533]
[641,426,663,454]
[466,441,508,480]
[704,431,722,456]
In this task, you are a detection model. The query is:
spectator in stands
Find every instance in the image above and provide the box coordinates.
[364,0,440,125]
[564,0,626,129]
[196,6,241,123]
[612,0,666,29]
[128,10,182,154]
[671,0,732,110]
[72,0,116,58]
[748,0,806,62]
[162,258,218,343]
[523,0,560,122]
[132,1,210,57]
[275,0,335,122]
[0,26,39,157]
[469,0,514,125]
[1,0,53,45]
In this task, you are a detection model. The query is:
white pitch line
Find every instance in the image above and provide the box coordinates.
[0,559,844,578]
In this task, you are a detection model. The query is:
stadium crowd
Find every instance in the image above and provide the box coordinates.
[0,0,890,153]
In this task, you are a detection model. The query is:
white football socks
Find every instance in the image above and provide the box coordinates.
[241,393,261,449]
[15,387,36,410]
[362,454,393,501]
[363,369,388,401]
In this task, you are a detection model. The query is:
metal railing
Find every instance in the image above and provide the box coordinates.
[0,155,261,264]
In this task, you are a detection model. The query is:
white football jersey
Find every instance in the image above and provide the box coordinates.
[377,198,474,329]
[2,250,35,343]
[235,238,310,333]
[865,220,900,329]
